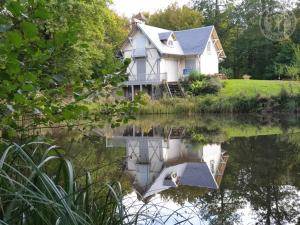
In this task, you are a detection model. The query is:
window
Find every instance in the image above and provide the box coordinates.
[185,59,196,70]
[207,41,212,54]
[168,40,173,47]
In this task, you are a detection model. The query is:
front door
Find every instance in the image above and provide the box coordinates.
[136,58,146,81]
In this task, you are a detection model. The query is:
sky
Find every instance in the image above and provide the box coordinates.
[111,0,191,18]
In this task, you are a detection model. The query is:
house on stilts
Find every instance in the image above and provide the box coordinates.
[119,13,226,100]
[104,124,229,201]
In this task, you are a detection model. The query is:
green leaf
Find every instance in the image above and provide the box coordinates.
[0,15,10,26]
[14,94,26,104]
[7,31,22,48]
[6,56,20,75]
[7,1,23,17]
[21,22,38,39]
[21,84,34,92]
[116,89,124,96]
[33,7,50,19]
[26,72,37,82]
[17,75,25,83]
[54,32,68,46]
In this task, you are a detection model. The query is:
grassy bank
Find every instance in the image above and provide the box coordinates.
[139,80,300,114]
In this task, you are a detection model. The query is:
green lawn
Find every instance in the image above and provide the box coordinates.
[220,80,300,97]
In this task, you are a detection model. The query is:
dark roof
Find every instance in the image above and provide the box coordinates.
[175,26,214,55]
[159,32,173,41]
[137,24,215,56]
[180,163,218,189]
[144,162,218,198]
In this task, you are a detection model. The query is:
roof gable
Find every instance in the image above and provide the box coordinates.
[122,23,225,58]
[174,26,214,55]
[143,162,218,198]
[137,23,184,56]
[159,32,173,41]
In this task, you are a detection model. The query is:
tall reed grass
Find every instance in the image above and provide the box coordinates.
[0,141,195,225]
[138,92,300,114]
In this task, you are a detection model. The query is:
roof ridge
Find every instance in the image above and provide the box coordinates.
[138,23,172,32]
[139,23,214,33]
[174,25,214,33]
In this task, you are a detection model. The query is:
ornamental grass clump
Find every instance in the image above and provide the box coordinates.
[190,78,223,96]
[0,141,194,225]
[0,141,126,225]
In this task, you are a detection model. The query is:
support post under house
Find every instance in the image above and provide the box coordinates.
[131,85,134,101]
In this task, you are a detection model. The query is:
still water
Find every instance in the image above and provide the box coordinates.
[53,114,300,224]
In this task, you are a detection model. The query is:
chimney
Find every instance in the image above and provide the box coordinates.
[131,13,147,29]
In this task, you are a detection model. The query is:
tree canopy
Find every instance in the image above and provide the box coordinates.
[144,0,300,79]
[147,3,204,31]
[0,0,136,137]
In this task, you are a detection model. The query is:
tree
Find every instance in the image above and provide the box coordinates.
[286,45,300,79]
[192,0,300,79]
[0,0,136,138]
[148,3,204,31]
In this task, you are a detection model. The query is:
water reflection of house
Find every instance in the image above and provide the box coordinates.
[104,125,228,199]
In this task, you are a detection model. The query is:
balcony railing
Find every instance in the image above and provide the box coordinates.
[125,73,168,84]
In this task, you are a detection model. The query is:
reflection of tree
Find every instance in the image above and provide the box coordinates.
[47,128,133,193]
[195,162,246,225]
[223,134,300,224]
[160,186,209,206]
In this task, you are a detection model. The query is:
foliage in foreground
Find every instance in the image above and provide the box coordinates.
[0,141,123,225]
[0,0,138,137]
[0,141,196,225]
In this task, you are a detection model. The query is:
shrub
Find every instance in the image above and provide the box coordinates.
[190,78,223,95]
[188,70,205,82]
[220,67,233,79]
[279,87,290,102]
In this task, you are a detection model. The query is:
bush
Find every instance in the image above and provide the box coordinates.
[220,67,233,79]
[190,78,223,95]
[188,70,205,82]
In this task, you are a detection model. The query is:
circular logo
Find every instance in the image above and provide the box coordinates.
[260,6,296,41]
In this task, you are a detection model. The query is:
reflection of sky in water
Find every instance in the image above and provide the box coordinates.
[123,185,300,225]
[100,116,300,224]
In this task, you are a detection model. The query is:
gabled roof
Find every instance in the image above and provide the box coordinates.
[144,162,218,198]
[174,26,214,55]
[135,23,225,57]
[159,32,173,41]
[137,23,184,56]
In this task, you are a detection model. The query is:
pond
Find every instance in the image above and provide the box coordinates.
[52,114,300,224]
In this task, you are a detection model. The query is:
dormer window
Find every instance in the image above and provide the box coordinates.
[159,31,176,47]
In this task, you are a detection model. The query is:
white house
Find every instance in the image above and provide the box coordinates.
[120,14,226,99]
[104,124,228,200]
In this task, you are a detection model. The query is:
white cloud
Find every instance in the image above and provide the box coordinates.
[111,0,191,18]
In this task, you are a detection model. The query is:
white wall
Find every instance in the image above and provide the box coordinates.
[202,144,222,176]
[160,58,180,82]
[200,36,219,75]
[123,30,161,82]
[122,31,220,82]
[162,139,183,161]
